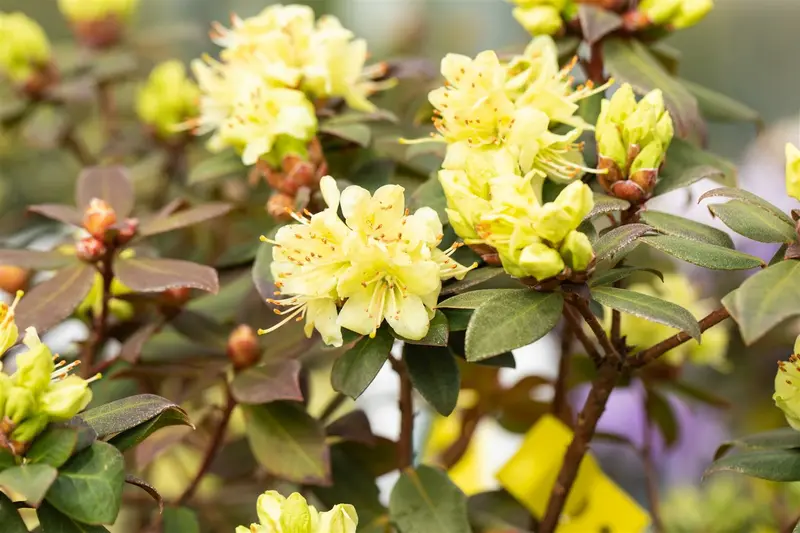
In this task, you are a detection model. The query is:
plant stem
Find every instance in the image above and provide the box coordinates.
[566,294,619,360]
[391,355,414,470]
[81,251,114,375]
[553,320,574,425]
[562,304,602,366]
[62,129,95,167]
[319,392,347,424]
[438,406,481,470]
[641,400,664,533]
[97,81,118,139]
[630,307,730,368]
[177,387,236,506]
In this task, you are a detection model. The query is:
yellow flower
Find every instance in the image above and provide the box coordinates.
[786,143,800,202]
[0,12,51,83]
[136,61,200,140]
[58,0,139,22]
[12,327,55,392]
[0,291,23,357]
[776,353,800,431]
[236,491,358,533]
[497,414,650,531]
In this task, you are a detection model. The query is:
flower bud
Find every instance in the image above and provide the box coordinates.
[162,287,191,308]
[638,0,682,25]
[775,356,800,430]
[318,504,358,533]
[9,412,48,444]
[0,13,52,85]
[117,218,139,245]
[0,266,28,295]
[512,5,563,36]
[5,386,34,425]
[256,491,290,528]
[0,290,23,356]
[76,237,107,262]
[136,61,199,141]
[83,198,117,240]
[518,242,565,281]
[13,328,54,393]
[553,181,594,229]
[442,142,517,197]
[786,144,800,202]
[267,192,297,222]
[596,123,627,170]
[560,230,594,272]
[610,180,647,204]
[39,375,93,422]
[672,0,714,29]
[279,492,314,532]
[58,0,139,49]
[0,373,12,415]
[227,325,260,370]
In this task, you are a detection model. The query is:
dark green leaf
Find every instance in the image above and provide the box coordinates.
[704,449,800,482]
[466,290,564,361]
[350,158,396,191]
[27,427,78,468]
[326,411,375,446]
[53,418,97,454]
[584,194,630,221]
[15,263,96,333]
[663,381,730,410]
[404,345,460,416]
[0,448,15,470]
[242,402,330,485]
[589,266,664,287]
[162,507,200,533]
[0,249,76,270]
[715,428,800,461]
[389,465,471,533]
[468,490,532,531]
[0,492,26,533]
[0,464,57,507]
[641,235,764,270]
[578,4,622,44]
[138,203,233,238]
[656,165,725,197]
[125,475,163,514]
[28,204,83,227]
[78,394,191,439]
[440,268,505,297]
[37,502,110,532]
[475,351,516,368]
[332,328,394,399]
[698,187,793,227]
[320,123,372,147]
[591,286,700,340]
[394,311,449,347]
[680,78,761,125]
[640,210,734,248]
[708,200,796,244]
[657,138,736,193]
[438,289,521,310]
[76,166,134,218]
[107,407,195,452]
[593,223,652,265]
[722,261,800,344]
[115,258,219,294]
[442,309,472,332]
[45,442,124,524]
[645,387,679,447]
[409,175,447,222]
[187,150,243,185]
[578,219,598,244]
[230,360,303,404]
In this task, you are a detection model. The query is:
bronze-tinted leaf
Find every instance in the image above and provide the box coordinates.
[28,204,82,226]
[138,203,233,238]
[578,4,622,44]
[16,264,96,333]
[0,249,76,270]
[119,323,161,364]
[115,258,219,294]
[230,360,303,404]
[76,166,135,217]
[327,411,376,446]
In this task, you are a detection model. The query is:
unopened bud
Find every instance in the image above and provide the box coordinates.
[600,84,637,126]
[58,0,139,49]
[554,181,595,228]
[598,156,624,192]
[5,387,34,425]
[83,198,117,239]
[281,155,317,196]
[638,0,682,25]
[611,180,647,204]
[267,192,297,222]
[318,503,359,533]
[630,141,665,176]
[117,218,139,245]
[39,375,94,422]
[0,373,11,415]
[532,204,573,244]
[76,237,107,262]
[672,0,714,29]
[227,325,260,370]
[560,230,594,272]
[596,124,627,170]
[0,13,52,86]
[518,242,565,281]
[162,287,191,307]
[512,6,563,36]
[0,267,28,295]
[10,413,48,444]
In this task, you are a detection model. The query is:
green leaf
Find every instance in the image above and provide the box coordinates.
[591,286,700,340]
[704,449,800,482]
[645,387,679,447]
[187,150,243,185]
[639,210,734,248]
[602,38,702,138]
[78,394,191,439]
[242,402,330,485]
[404,345,460,416]
[438,289,521,310]
[389,465,471,533]
[593,223,652,265]
[45,442,124,525]
[320,123,372,146]
[230,360,303,404]
[440,268,505,296]
[442,309,472,332]
[37,502,110,532]
[698,187,793,227]
[331,328,394,399]
[657,138,736,194]
[0,449,15,470]
[409,175,447,222]
[27,427,78,468]
[715,428,800,461]
[162,507,200,533]
[0,464,57,507]
[708,200,797,244]
[76,166,134,218]
[589,266,664,287]
[468,490,533,531]
[350,158,396,191]
[722,261,800,345]
[680,78,761,125]
[466,290,564,361]
[15,263,96,334]
[0,492,27,533]
[640,235,764,270]
[107,407,196,452]
[583,194,630,221]
[656,165,725,197]
[394,311,449,347]
[115,257,219,294]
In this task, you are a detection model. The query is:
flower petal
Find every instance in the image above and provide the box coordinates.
[385,289,429,340]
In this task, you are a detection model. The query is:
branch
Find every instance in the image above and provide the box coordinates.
[438,406,481,470]
[566,294,619,361]
[391,355,414,470]
[81,251,114,375]
[319,392,347,424]
[61,129,95,167]
[630,307,730,368]
[562,304,602,366]
[553,320,574,425]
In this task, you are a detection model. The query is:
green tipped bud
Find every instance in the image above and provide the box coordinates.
[630,140,665,174]
[13,327,54,393]
[600,84,637,126]
[512,6,563,36]
[0,373,11,414]
[596,123,627,169]
[518,242,565,281]
[58,0,139,23]
[560,230,594,272]
[532,204,573,244]
[257,491,287,529]
[439,169,493,240]
[655,111,674,149]
[554,181,594,229]
[640,89,666,117]
[786,144,800,203]
[39,376,93,422]
[9,412,47,444]
[136,60,200,141]
[5,386,34,425]
[318,504,358,533]
[0,12,51,84]
[672,0,714,29]
[623,101,657,148]
[639,0,682,25]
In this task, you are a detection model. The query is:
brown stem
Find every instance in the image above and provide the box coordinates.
[553,320,574,425]
[641,399,664,533]
[539,361,621,533]
[438,406,481,470]
[566,295,619,360]
[562,305,602,366]
[97,81,118,139]
[177,387,236,506]
[81,251,114,376]
[391,356,414,470]
[631,307,730,368]
[586,41,606,85]
[62,129,95,167]
[781,513,800,533]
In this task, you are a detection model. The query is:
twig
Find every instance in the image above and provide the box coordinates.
[81,250,114,376]
[562,304,602,366]
[391,355,414,470]
[97,81,118,139]
[438,406,481,470]
[319,392,347,424]
[641,398,664,533]
[553,319,574,425]
[630,307,730,368]
[61,129,95,167]
[177,387,236,506]
[566,294,619,360]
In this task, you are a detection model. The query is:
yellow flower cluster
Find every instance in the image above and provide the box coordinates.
[236,491,357,533]
[136,61,201,141]
[427,36,602,281]
[0,12,51,84]
[638,0,714,29]
[774,336,800,431]
[261,176,475,347]
[612,272,729,370]
[192,4,385,166]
